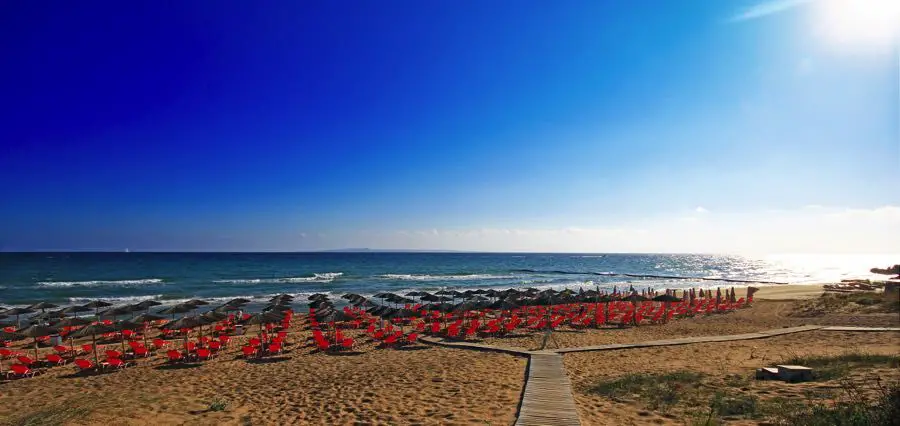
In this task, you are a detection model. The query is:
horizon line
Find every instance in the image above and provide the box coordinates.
[1,249,896,257]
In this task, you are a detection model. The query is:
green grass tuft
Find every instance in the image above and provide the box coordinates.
[208,398,228,412]
[780,351,899,381]
[7,405,94,426]
[589,371,704,412]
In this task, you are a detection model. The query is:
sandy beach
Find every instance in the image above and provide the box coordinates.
[1,285,897,425]
[565,330,900,425]
[753,284,825,300]
[0,323,526,425]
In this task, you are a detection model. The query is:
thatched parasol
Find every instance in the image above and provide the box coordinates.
[18,324,58,360]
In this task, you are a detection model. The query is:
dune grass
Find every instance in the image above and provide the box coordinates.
[589,371,704,410]
[780,351,900,381]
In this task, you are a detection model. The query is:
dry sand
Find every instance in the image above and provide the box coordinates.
[753,284,824,300]
[478,296,898,351]
[1,284,896,425]
[0,324,526,425]
[565,330,900,425]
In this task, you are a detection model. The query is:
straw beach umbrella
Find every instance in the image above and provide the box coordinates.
[18,324,57,360]
[114,320,143,353]
[28,302,59,313]
[5,307,35,328]
[98,306,131,321]
[53,317,91,352]
[130,312,165,348]
[158,303,195,319]
[622,293,648,326]
[82,300,113,317]
[71,323,117,365]
[163,316,207,349]
[136,300,162,311]
[245,312,284,341]
[652,294,681,323]
[62,305,92,317]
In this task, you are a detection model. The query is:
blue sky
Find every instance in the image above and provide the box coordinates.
[1,0,897,253]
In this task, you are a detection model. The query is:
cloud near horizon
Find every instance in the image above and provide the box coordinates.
[729,0,815,22]
[9,206,897,254]
[337,205,900,254]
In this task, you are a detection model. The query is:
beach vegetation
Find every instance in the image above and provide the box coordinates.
[208,398,228,412]
[770,379,899,426]
[588,371,703,411]
[794,292,900,316]
[6,403,94,426]
[780,351,900,381]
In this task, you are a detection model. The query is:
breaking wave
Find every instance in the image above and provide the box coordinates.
[37,278,164,288]
[213,272,343,284]
[378,273,516,281]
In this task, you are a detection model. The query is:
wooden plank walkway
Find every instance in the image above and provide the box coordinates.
[554,325,825,353]
[419,325,896,426]
[821,326,900,332]
[418,336,532,356]
[515,352,581,426]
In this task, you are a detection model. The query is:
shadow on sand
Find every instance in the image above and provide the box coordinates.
[156,363,203,370]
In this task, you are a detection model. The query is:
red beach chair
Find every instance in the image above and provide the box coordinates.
[241,346,258,358]
[17,356,36,367]
[74,358,100,374]
[196,348,213,360]
[7,364,41,379]
[45,353,67,365]
[133,346,151,358]
[106,358,131,369]
[166,350,184,363]
[341,338,354,351]
[0,348,20,359]
[267,343,282,354]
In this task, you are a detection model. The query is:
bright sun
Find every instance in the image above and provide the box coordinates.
[812,0,900,50]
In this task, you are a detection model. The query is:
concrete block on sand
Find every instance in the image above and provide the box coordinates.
[776,365,814,382]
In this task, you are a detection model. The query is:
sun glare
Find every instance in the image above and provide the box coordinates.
[813,0,900,50]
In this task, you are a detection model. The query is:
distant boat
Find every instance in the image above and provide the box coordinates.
[125,248,130,253]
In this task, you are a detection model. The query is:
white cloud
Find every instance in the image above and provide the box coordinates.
[328,205,900,254]
[729,0,815,22]
[695,206,709,213]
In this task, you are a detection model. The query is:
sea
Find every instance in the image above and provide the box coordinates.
[0,252,896,310]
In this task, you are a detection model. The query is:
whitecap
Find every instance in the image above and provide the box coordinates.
[213,272,343,284]
[67,294,165,304]
[37,278,164,288]
[378,273,517,281]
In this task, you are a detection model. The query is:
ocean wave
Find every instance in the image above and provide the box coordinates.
[378,273,516,281]
[213,272,343,284]
[67,294,165,304]
[37,278,164,288]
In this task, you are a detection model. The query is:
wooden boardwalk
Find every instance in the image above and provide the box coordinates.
[821,326,900,332]
[515,352,581,426]
[554,325,824,353]
[419,325,896,426]
[418,336,532,356]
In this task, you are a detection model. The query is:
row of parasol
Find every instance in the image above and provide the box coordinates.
[0,294,296,368]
